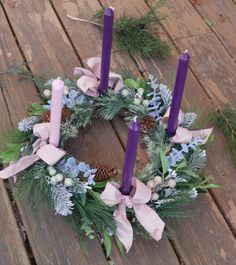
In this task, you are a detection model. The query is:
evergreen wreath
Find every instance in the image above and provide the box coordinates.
[0,62,218,256]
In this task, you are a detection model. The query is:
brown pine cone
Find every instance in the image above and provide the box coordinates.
[42,108,71,122]
[140,115,156,132]
[92,162,118,182]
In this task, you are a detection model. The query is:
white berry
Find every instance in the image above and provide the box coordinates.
[154,176,162,185]
[43,89,51,98]
[47,166,54,171]
[167,179,176,188]
[121,89,129,97]
[49,168,57,176]
[64,178,74,187]
[142,99,150,107]
[64,85,69,96]
[147,180,156,189]
[133,98,141,105]
[50,176,57,185]
[151,193,159,201]
[137,87,144,95]
[55,173,63,182]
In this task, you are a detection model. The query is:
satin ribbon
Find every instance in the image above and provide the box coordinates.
[100,178,165,253]
[0,123,66,179]
[73,57,123,97]
[162,108,213,144]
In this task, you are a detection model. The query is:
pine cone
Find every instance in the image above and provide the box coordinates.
[92,163,118,182]
[42,108,71,122]
[140,115,156,132]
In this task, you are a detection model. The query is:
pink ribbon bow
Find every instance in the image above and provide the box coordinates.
[0,123,66,179]
[73,57,123,97]
[162,108,213,144]
[100,178,165,253]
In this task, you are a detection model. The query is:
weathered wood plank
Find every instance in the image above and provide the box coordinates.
[0,7,31,265]
[51,0,181,264]
[0,179,31,265]
[1,2,109,264]
[100,0,236,264]
[0,92,30,265]
[188,0,236,59]
[148,0,236,107]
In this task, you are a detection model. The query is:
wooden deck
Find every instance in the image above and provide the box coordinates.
[0,0,236,264]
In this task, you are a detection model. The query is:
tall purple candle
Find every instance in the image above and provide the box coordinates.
[167,50,190,136]
[99,7,114,94]
[121,117,141,195]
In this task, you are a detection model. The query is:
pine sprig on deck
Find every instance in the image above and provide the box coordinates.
[211,104,236,165]
[92,5,171,59]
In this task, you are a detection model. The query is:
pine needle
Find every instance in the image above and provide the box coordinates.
[211,104,236,165]
[92,5,171,59]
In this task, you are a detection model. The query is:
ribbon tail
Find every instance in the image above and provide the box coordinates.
[134,204,165,242]
[191,128,213,144]
[0,155,40,179]
[169,127,193,144]
[114,204,133,253]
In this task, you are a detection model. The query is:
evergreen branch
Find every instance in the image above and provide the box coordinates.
[8,63,52,90]
[211,104,236,165]
[91,5,171,59]
[95,90,130,120]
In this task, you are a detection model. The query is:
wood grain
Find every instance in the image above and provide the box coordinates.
[188,0,236,59]
[0,7,31,265]
[148,0,236,107]
[1,2,108,264]
[51,0,181,264]
[0,88,30,265]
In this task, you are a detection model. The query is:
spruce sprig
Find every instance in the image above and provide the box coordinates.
[92,5,171,59]
[211,104,236,165]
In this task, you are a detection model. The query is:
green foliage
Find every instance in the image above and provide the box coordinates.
[157,195,193,218]
[16,162,52,209]
[95,90,130,120]
[127,104,149,120]
[28,102,46,115]
[9,63,49,90]
[159,149,168,175]
[0,129,29,163]
[124,77,147,90]
[103,230,112,257]
[92,5,171,59]
[70,104,94,128]
[0,143,23,163]
[211,104,236,165]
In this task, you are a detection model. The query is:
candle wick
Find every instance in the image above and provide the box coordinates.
[67,14,102,27]
[184,49,189,53]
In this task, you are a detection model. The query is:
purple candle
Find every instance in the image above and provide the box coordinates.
[99,7,114,94]
[121,117,141,195]
[49,77,64,147]
[167,50,190,136]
